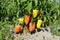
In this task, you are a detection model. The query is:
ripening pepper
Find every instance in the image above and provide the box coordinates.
[33,9,38,18]
[24,14,30,25]
[13,25,22,33]
[25,26,29,33]
[37,20,42,29]
[29,22,35,32]
[18,17,24,24]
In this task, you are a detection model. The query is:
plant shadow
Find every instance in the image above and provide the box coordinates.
[37,29,41,32]
[30,30,36,35]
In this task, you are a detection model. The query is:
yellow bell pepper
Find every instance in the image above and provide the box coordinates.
[18,17,24,24]
[33,9,38,18]
[37,20,42,29]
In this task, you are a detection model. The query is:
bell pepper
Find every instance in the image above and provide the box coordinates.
[24,14,30,25]
[18,17,24,24]
[25,26,29,33]
[13,25,22,33]
[37,20,42,29]
[33,9,38,18]
[29,22,35,32]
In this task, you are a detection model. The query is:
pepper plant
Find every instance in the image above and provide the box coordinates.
[0,0,60,40]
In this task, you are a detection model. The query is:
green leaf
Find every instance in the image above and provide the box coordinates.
[34,0,38,6]
[21,0,27,2]
[26,2,32,13]
[44,16,46,22]
[57,10,60,15]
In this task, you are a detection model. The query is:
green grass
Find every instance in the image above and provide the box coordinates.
[50,16,60,36]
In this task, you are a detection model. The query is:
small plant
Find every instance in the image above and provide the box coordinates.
[50,19,60,36]
[0,0,60,40]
